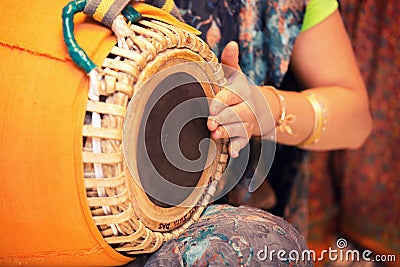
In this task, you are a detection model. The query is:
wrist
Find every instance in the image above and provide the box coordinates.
[249,86,280,137]
[262,86,297,138]
[264,86,281,125]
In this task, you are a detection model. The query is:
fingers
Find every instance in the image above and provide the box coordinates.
[221,42,243,83]
[208,41,255,158]
[221,41,241,72]
[212,42,250,116]
[207,105,255,159]
[210,73,252,116]
[208,123,250,159]
[229,137,249,158]
[209,101,255,129]
[209,88,243,116]
[210,122,252,140]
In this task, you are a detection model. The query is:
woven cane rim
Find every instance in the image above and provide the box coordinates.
[82,16,228,255]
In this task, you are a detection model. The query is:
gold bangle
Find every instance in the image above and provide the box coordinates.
[268,86,297,136]
[298,93,327,147]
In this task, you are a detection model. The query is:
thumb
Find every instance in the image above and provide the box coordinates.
[221,41,241,75]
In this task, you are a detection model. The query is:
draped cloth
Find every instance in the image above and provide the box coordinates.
[176,0,307,87]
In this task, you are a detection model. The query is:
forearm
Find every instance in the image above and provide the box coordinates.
[209,10,373,157]
[260,9,373,150]
[260,85,372,150]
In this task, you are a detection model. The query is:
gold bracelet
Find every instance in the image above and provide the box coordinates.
[298,93,327,147]
[268,86,296,136]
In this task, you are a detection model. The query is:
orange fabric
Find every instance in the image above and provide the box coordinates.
[0,1,132,266]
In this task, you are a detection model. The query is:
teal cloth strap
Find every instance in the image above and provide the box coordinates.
[62,0,97,73]
[62,0,142,73]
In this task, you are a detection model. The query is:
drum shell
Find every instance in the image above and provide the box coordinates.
[0,1,131,266]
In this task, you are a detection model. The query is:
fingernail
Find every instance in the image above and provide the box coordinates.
[210,120,217,128]
[209,105,217,116]
[231,150,238,158]
[213,129,220,139]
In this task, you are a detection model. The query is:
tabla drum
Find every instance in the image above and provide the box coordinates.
[0,1,228,266]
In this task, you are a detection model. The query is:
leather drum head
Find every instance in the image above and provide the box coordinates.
[123,57,226,232]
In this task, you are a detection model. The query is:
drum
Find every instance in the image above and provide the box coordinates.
[83,18,229,255]
[0,1,228,265]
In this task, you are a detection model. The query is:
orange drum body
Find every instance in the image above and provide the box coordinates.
[0,1,227,266]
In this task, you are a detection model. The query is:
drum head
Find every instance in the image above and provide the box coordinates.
[123,57,224,231]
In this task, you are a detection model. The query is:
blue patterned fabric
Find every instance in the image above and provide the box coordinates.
[176,0,306,86]
[139,205,311,266]
[237,0,306,86]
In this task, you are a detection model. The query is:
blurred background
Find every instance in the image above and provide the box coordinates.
[306,1,399,266]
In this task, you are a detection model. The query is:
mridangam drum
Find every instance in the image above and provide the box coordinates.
[0,1,228,266]
[83,19,229,254]
[81,5,229,256]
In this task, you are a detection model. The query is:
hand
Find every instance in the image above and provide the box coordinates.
[207,42,271,158]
